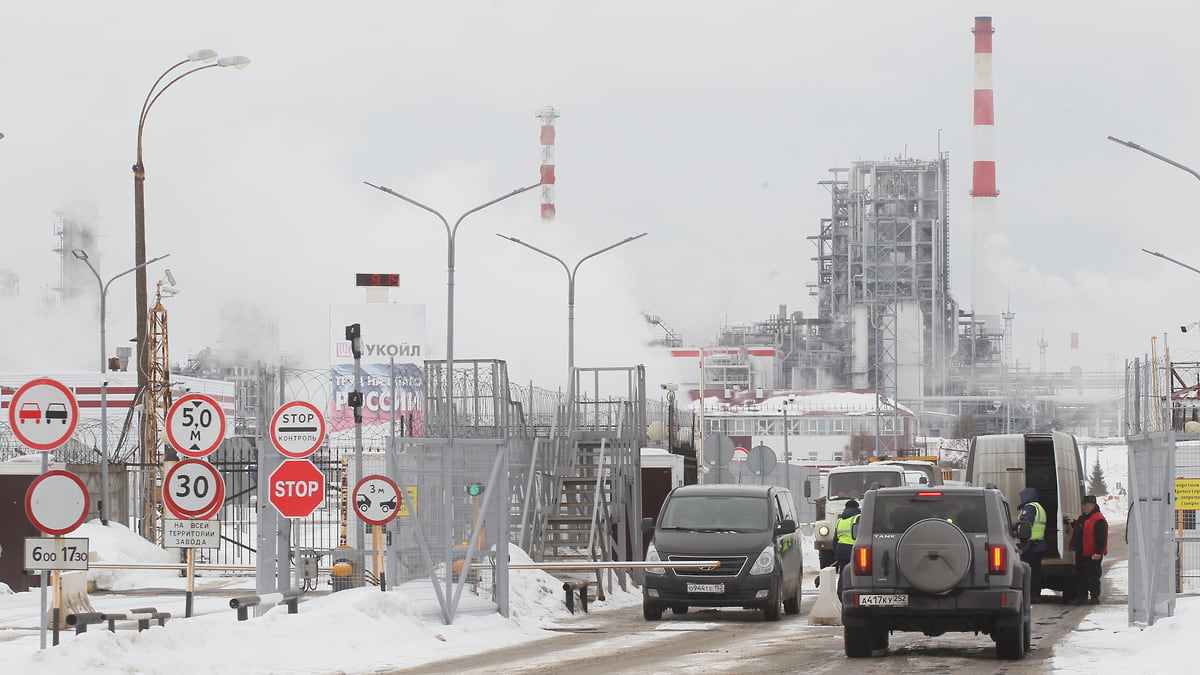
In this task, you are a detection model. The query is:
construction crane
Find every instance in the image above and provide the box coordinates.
[139,273,178,543]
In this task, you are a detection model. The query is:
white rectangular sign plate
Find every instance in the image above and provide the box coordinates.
[163,519,222,549]
[24,537,89,571]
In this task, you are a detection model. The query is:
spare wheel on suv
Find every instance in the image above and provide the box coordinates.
[896,518,972,594]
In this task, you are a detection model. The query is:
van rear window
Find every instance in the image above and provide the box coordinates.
[659,495,769,532]
[872,494,988,533]
[829,471,904,499]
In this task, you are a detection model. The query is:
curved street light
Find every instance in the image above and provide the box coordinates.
[364,178,540,622]
[495,232,647,394]
[133,50,250,462]
[73,250,170,525]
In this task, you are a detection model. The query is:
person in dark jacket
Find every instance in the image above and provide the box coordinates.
[1016,486,1049,602]
[834,499,861,596]
[1069,495,1108,604]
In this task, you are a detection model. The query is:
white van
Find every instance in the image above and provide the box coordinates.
[967,431,1085,600]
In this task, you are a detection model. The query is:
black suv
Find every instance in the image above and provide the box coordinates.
[840,486,1032,660]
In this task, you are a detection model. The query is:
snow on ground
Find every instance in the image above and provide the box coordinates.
[0,440,1195,673]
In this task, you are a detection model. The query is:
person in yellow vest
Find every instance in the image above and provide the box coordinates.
[1016,487,1049,603]
[834,499,861,596]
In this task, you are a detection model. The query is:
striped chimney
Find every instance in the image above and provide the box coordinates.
[1070,332,1082,379]
[536,106,559,220]
[971,16,1002,320]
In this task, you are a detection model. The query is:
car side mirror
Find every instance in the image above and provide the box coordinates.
[641,517,657,534]
[1014,521,1032,541]
[851,521,860,539]
[776,519,797,535]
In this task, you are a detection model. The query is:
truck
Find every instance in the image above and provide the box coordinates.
[966,431,1085,600]
[808,463,909,569]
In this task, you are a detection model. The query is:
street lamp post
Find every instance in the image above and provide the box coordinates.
[364,179,540,618]
[133,50,249,460]
[780,398,794,491]
[73,250,170,525]
[495,232,647,394]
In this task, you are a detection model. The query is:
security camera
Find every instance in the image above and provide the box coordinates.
[165,269,177,287]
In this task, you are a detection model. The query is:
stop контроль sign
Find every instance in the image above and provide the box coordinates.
[269,401,326,459]
[268,460,325,518]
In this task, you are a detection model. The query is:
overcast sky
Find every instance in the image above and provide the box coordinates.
[3,1,1199,392]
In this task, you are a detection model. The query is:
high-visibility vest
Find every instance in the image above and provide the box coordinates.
[1028,501,1046,542]
[836,513,860,545]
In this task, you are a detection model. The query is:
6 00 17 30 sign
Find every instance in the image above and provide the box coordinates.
[24,538,89,571]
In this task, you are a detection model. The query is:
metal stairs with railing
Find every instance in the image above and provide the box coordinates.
[538,440,612,567]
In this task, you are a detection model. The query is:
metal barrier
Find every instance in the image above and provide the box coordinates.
[65,607,170,634]
[229,590,305,621]
[563,581,590,614]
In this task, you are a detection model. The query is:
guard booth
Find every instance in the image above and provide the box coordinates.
[641,448,685,555]
[0,457,55,591]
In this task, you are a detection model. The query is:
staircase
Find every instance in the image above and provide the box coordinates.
[538,440,612,568]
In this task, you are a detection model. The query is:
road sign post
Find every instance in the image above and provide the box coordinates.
[24,469,89,647]
[161,459,224,618]
[353,475,400,591]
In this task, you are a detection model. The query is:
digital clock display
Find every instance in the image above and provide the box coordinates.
[355,273,399,287]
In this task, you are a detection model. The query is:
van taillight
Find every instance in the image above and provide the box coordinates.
[854,546,871,575]
[988,544,1007,575]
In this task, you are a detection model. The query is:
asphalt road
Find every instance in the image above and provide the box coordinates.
[405,522,1126,675]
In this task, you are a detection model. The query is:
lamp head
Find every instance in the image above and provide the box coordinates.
[217,55,251,69]
[187,49,219,64]
[72,249,88,261]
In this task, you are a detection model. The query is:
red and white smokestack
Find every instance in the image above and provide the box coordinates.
[1070,332,1082,379]
[971,16,1002,321]
[536,106,559,221]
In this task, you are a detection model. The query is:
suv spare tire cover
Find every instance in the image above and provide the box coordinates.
[896,518,972,594]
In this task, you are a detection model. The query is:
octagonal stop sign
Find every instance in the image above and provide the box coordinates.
[268,460,325,518]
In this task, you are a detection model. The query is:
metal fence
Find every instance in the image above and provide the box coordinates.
[1125,356,1180,626]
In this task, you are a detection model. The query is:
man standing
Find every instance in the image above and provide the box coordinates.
[1016,487,1049,602]
[834,499,861,596]
[1069,495,1108,604]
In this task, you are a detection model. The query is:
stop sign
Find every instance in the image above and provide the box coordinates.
[268,460,325,518]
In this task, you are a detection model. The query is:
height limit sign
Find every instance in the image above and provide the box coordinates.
[166,394,227,459]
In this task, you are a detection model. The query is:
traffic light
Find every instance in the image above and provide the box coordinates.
[466,482,484,497]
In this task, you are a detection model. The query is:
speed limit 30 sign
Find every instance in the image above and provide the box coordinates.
[163,459,225,520]
[166,394,227,459]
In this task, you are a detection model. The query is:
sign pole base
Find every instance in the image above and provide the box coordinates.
[186,547,196,618]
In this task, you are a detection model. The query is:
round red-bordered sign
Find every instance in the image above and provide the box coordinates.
[162,459,225,520]
[7,378,80,451]
[352,475,401,525]
[166,394,227,458]
[269,401,327,459]
[25,470,90,535]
